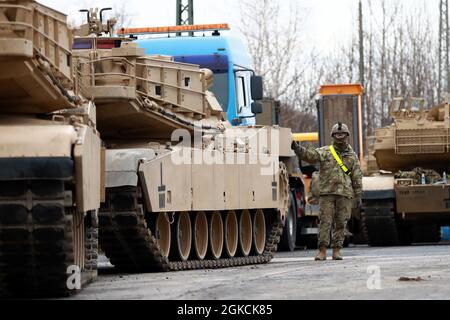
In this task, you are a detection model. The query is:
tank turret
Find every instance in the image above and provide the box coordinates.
[374,97,450,172]
[73,40,225,140]
[362,97,450,248]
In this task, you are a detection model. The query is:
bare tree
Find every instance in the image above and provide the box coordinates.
[112,3,132,30]
[238,0,442,137]
[239,0,324,132]
[239,0,303,100]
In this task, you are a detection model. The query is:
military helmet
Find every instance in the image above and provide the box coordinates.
[331,122,350,137]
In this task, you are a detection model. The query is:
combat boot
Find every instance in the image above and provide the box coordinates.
[332,248,343,261]
[315,247,327,261]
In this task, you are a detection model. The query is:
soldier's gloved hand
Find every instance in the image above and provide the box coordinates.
[353,197,362,210]
[291,140,300,151]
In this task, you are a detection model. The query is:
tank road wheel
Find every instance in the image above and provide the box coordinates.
[252,210,267,255]
[239,210,253,257]
[192,212,208,260]
[171,212,192,262]
[224,211,239,258]
[208,211,224,260]
[155,213,171,258]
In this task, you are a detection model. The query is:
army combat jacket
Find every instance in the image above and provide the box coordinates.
[294,144,363,199]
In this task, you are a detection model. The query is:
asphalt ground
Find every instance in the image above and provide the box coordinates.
[68,244,450,300]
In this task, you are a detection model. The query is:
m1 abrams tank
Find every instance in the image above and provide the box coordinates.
[72,10,291,272]
[0,0,102,297]
[361,136,379,176]
[362,98,450,246]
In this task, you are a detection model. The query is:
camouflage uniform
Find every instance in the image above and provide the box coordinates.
[293,143,363,249]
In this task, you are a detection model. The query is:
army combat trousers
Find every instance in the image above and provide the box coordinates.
[318,195,352,249]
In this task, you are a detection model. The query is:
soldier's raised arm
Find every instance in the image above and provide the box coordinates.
[291,141,322,164]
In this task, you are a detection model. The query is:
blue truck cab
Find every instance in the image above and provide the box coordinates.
[137,33,262,126]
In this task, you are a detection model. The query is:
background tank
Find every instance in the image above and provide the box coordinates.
[374,97,450,172]
[0,0,102,297]
[361,97,450,247]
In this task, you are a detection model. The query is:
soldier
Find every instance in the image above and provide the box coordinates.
[292,123,363,261]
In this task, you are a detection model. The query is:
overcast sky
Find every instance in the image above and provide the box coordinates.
[40,0,440,54]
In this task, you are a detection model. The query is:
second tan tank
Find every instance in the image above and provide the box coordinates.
[362,97,450,246]
[72,10,293,272]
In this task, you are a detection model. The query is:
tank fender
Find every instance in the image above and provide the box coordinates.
[105,149,156,188]
[74,125,102,212]
[0,124,77,181]
[0,124,77,158]
[362,176,396,200]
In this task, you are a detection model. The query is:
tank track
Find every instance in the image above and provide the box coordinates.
[99,187,284,273]
[361,199,399,247]
[0,180,97,298]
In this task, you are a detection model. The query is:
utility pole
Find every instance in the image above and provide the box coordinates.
[359,0,365,90]
[358,0,367,149]
[439,0,449,102]
[176,0,194,36]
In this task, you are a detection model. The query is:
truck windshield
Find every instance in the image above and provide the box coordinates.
[211,73,229,112]
[171,54,229,112]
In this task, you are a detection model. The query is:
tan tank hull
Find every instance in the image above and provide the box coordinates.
[0,113,102,298]
[73,37,291,271]
[99,125,291,272]
[374,149,450,172]
[0,115,102,213]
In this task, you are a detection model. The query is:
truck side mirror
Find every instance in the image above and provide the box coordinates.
[251,102,263,115]
[251,76,263,101]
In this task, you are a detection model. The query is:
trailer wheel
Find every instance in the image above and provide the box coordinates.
[280,192,297,252]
